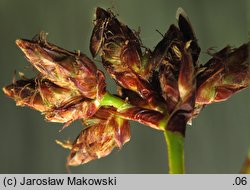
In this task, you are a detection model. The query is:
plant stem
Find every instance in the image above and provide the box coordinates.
[164,130,185,174]
[100,92,131,110]
[100,92,168,129]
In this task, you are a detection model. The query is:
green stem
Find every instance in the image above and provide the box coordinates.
[164,130,185,174]
[100,92,168,129]
[100,92,131,109]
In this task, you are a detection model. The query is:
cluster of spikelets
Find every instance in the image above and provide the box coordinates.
[3,7,249,166]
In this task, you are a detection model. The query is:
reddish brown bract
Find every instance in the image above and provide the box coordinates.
[67,108,130,166]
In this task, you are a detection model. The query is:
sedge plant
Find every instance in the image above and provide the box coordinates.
[3,7,250,174]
